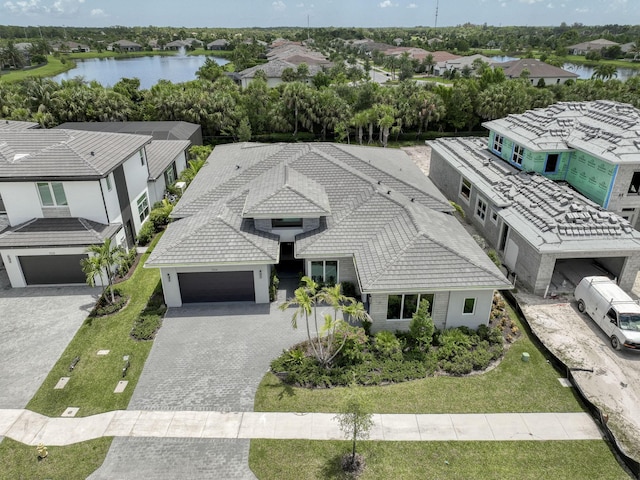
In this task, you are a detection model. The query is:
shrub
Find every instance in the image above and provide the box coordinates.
[335,324,370,365]
[409,299,434,348]
[117,247,138,277]
[436,328,474,361]
[137,221,155,245]
[487,249,501,267]
[269,270,279,302]
[90,288,128,317]
[373,331,403,361]
[149,208,170,231]
[441,350,474,375]
[130,313,162,341]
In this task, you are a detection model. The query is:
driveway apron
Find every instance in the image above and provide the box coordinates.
[90,300,311,480]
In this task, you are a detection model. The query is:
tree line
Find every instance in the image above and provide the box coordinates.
[1,67,639,146]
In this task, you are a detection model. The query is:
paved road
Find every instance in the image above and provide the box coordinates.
[0,267,98,410]
[89,299,311,480]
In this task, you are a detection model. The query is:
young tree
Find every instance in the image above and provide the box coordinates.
[81,238,125,304]
[334,387,374,471]
[409,298,435,349]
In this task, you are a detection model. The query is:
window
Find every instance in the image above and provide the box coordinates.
[272,218,303,228]
[511,145,524,166]
[492,134,504,153]
[106,174,113,191]
[544,154,559,173]
[459,177,472,203]
[310,260,338,284]
[164,163,177,186]
[628,172,640,194]
[137,193,149,222]
[37,182,67,207]
[490,208,499,224]
[621,208,636,222]
[463,297,476,315]
[139,150,146,166]
[475,197,488,223]
[387,293,434,320]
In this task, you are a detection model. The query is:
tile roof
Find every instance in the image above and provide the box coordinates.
[429,137,640,253]
[243,164,331,218]
[0,217,121,248]
[149,142,510,292]
[146,206,279,266]
[145,140,191,180]
[0,120,39,130]
[55,121,200,142]
[239,59,325,78]
[497,58,579,79]
[483,100,640,164]
[0,129,151,180]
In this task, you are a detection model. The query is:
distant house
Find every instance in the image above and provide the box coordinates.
[238,59,325,88]
[207,39,230,51]
[496,58,578,85]
[55,121,203,146]
[53,41,90,53]
[0,120,39,131]
[108,40,143,52]
[435,53,494,76]
[567,39,620,56]
[145,142,510,332]
[165,38,203,51]
[429,136,640,296]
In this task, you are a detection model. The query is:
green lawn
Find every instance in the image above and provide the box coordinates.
[0,437,111,480]
[25,236,161,417]
[255,310,583,414]
[188,48,233,58]
[0,55,75,82]
[564,55,640,69]
[249,440,631,480]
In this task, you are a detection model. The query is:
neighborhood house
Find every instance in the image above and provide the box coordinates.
[145,142,511,332]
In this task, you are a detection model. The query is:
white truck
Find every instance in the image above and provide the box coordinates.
[575,276,640,351]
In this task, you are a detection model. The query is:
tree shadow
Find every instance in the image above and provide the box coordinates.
[319,453,354,480]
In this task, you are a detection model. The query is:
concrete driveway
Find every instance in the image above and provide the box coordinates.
[0,268,99,410]
[90,297,313,480]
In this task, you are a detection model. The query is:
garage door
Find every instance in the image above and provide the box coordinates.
[178,271,255,303]
[19,254,87,285]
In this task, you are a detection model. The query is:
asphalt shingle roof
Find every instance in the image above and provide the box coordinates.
[149,142,510,292]
[0,217,121,248]
[0,129,151,179]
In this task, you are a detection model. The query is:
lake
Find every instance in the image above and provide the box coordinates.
[52,54,229,89]
[490,56,638,81]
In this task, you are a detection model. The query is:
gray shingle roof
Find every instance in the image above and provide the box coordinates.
[429,137,640,253]
[0,129,151,180]
[145,140,191,180]
[243,164,331,218]
[497,58,579,79]
[146,206,279,266]
[0,217,121,248]
[149,142,510,292]
[483,100,640,164]
[239,59,325,78]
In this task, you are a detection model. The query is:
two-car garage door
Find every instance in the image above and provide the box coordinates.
[19,254,87,285]
[178,271,255,303]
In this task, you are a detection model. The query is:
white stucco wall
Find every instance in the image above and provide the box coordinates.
[102,173,121,225]
[122,149,152,234]
[157,264,271,307]
[1,246,88,288]
[65,181,108,223]
[0,183,46,226]
[445,290,494,329]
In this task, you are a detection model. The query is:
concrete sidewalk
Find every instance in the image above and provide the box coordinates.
[0,409,602,446]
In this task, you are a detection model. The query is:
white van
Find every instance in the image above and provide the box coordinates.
[575,276,640,351]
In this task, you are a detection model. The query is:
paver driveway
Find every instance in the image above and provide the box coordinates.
[90,298,313,480]
[0,268,99,410]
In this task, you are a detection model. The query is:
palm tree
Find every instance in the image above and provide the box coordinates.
[81,238,125,304]
[279,276,321,360]
[592,63,618,81]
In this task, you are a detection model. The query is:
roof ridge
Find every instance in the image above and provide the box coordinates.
[217,209,278,260]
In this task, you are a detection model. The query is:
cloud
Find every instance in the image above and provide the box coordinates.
[90,8,106,17]
[296,2,304,6]
[407,2,417,7]
[3,0,85,16]
[379,0,397,7]
[272,0,286,10]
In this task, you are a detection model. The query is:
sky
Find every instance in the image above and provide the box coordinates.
[1,0,638,28]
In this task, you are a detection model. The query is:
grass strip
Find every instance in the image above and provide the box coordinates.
[249,439,630,480]
[0,437,111,480]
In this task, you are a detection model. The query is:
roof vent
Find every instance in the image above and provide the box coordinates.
[410,198,414,202]
[377,180,382,185]
[90,151,95,156]
[235,165,240,169]
[387,190,391,195]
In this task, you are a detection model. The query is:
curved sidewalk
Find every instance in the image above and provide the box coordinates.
[0,409,602,446]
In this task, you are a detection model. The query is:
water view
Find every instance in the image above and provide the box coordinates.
[52,54,229,89]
